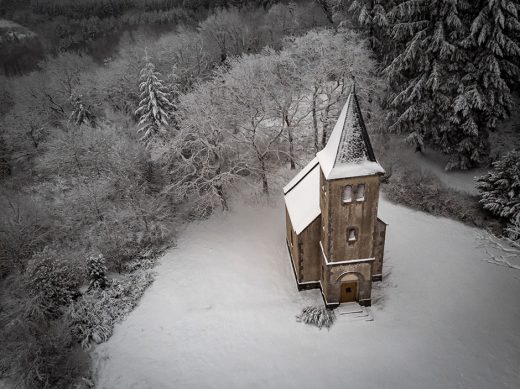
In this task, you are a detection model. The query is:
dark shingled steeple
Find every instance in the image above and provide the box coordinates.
[317,86,384,180]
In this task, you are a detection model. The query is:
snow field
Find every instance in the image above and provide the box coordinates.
[93,198,520,389]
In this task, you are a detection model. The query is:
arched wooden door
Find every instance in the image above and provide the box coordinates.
[340,281,358,303]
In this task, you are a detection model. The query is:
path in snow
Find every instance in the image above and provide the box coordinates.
[93,198,520,389]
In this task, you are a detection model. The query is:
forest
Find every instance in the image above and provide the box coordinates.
[0,0,519,388]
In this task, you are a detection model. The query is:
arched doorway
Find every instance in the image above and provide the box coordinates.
[337,272,361,303]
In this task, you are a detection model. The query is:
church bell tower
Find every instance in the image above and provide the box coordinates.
[316,87,386,306]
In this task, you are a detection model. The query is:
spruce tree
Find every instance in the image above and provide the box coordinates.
[135,53,174,145]
[450,0,520,169]
[385,0,506,169]
[476,150,520,240]
[343,0,391,55]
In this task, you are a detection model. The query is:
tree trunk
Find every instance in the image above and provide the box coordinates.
[259,157,269,195]
[312,86,319,152]
[285,113,296,170]
[321,101,333,148]
[216,183,228,210]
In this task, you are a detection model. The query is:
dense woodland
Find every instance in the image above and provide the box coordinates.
[0,0,519,388]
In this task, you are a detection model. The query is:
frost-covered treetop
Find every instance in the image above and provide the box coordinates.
[317,86,384,180]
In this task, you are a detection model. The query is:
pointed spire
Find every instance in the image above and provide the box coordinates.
[316,86,384,180]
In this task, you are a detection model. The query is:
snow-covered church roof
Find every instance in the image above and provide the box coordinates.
[283,158,321,235]
[284,87,384,234]
[316,87,385,180]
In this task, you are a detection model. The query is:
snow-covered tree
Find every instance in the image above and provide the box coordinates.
[385,0,520,169]
[217,54,283,195]
[385,0,485,169]
[286,30,381,151]
[453,0,520,169]
[87,254,108,290]
[135,53,174,145]
[337,0,391,54]
[476,150,520,240]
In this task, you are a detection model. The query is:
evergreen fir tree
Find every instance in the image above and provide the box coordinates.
[476,151,520,239]
[385,0,485,169]
[135,52,174,145]
[87,254,108,290]
[344,0,391,55]
[449,0,520,169]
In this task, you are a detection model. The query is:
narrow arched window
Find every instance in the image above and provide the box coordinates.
[342,185,353,203]
[356,184,366,201]
[347,228,357,242]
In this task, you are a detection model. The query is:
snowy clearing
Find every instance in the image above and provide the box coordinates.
[412,149,486,195]
[93,198,520,389]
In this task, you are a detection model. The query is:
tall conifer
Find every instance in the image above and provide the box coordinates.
[135,52,174,145]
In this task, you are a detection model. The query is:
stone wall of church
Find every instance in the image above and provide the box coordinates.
[321,260,373,306]
[372,218,386,280]
[285,207,301,282]
[299,216,322,283]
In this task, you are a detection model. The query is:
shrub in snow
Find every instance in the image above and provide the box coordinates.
[0,273,91,389]
[25,248,82,314]
[69,270,155,348]
[296,305,336,329]
[0,313,90,389]
[477,151,520,240]
[87,254,108,290]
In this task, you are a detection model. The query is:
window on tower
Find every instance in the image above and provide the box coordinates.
[356,184,366,201]
[348,228,357,242]
[342,185,353,203]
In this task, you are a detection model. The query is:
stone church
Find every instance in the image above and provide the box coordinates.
[283,87,387,307]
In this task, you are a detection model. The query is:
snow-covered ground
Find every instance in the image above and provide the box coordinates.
[93,197,520,389]
[412,149,486,195]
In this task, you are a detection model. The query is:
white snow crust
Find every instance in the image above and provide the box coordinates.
[283,162,321,234]
[326,160,386,180]
[283,157,319,194]
[93,199,520,389]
